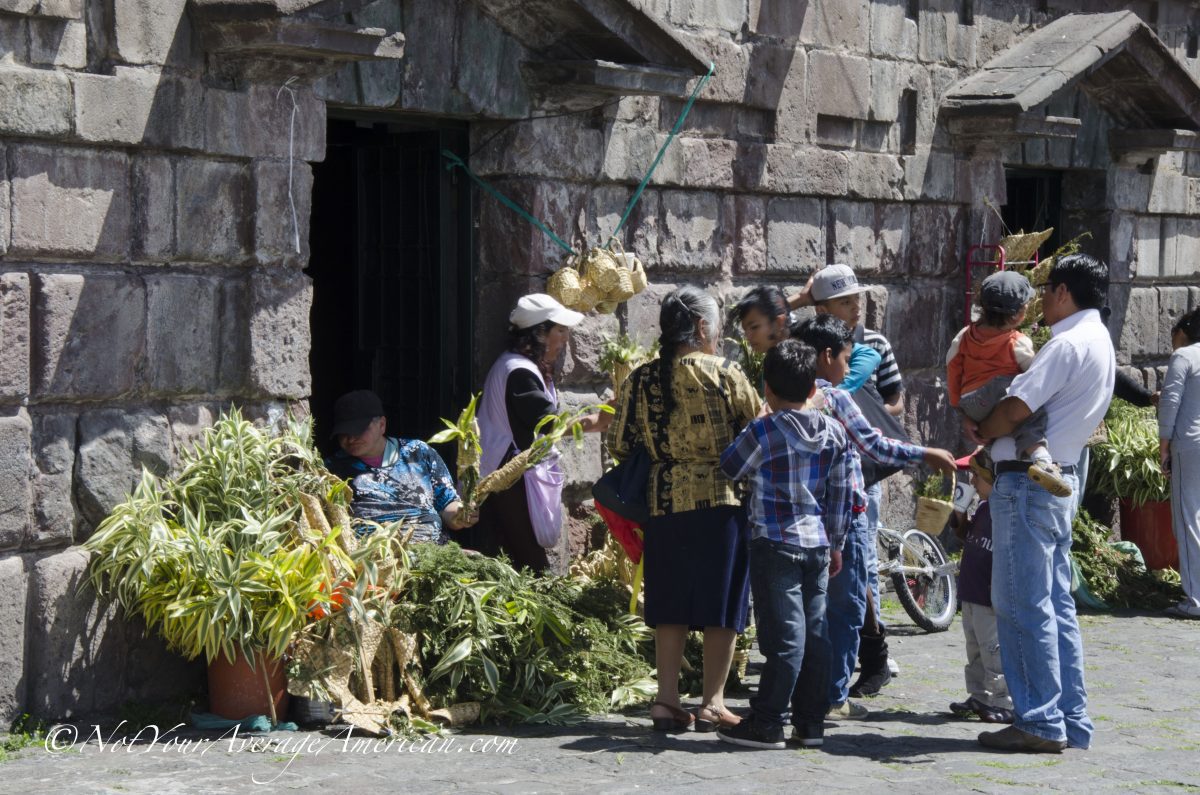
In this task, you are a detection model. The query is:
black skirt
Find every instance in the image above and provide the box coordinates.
[642,505,750,632]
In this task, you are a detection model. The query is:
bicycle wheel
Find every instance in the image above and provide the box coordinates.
[888,528,957,632]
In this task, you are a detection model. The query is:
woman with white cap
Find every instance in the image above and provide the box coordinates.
[473,293,613,573]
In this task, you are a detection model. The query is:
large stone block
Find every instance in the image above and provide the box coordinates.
[1116,287,1159,361]
[28,17,85,67]
[34,273,146,399]
[656,190,728,272]
[0,65,72,136]
[668,0,746,31]
[247,271,313,399]
[830,200,877,275]
[771,46,809,144]
[733,195,766,274]
[765,197,824,273]
[131,154,174,261]
[1134,215,1162,278]
[876,203,910,275]
[26,547,204,719]
[0,272,30,400]
[144,273,220,394]
[1108,166,1152,212]
[847,152,904,200]
[9,146,131,260]
[472,114,605,183]
[253,159,313,268]
[0,553,28,726]
[870,0,918,59]
[883,284,957,372]
[562,311,619,388]
[582,185,629,245]
[904,148,954,206]
[679,136,737,190]
[73,68,183,147]
[800,0,868,51]
[113,0,190,65]
[0,408,32,552]
[30,409,76,547]
[602,125,682,185]
[174,159,252,263]
[75,408,170,533]
[810,50,871,120]
[624,281,678,342]
[905,204,964,277]
[901,371,959,454]
[204,84,326,163]
[167,403,218,461]
[764,144,849,195]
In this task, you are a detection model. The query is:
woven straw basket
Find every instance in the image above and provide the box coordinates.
[999,228,1054,264]
[548,266,583,308]
[915,472,956,536]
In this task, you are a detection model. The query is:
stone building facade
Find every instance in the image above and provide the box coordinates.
[2,0,1199,722]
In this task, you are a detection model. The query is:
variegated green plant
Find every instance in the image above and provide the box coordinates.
[1089,399,1170,506]
[84,409,368,670]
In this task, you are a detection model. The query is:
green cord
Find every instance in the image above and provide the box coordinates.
[606,61,716,247]
[441,150,578,256]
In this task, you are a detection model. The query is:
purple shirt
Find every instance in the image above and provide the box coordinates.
[958,501,994,607]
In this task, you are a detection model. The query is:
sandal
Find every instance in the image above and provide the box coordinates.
[694,704,740,733]
[650,701,694,732]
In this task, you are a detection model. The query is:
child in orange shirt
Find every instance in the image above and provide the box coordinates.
[946,271,1070,496]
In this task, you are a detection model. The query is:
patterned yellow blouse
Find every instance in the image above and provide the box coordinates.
[607,352,762,517]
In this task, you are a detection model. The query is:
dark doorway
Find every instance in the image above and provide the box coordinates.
[1002,169,1063,260]
[308,118,474,454]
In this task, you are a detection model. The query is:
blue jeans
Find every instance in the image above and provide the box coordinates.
[990,471,1093,748]
[748,537,831,731]
[827,514,868,704]
[865,482,884,627]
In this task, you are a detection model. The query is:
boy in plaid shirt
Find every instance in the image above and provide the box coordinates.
[717,340,856,750]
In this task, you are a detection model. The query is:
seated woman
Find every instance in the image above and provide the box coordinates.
[325,389,476,543]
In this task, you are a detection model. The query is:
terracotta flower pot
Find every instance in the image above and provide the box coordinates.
[1118,499,1178,571]
[207,649,289,723]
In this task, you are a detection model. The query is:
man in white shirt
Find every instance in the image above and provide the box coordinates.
[966,254,1116,754]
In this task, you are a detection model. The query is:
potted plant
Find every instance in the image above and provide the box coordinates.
[84,409,364,724]
[1088,399,1174,569]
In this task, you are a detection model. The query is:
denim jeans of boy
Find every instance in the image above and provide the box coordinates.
[827,513,868,704]
[990,470,1094,748]
[865,482,884,627]
[748,537,831,731]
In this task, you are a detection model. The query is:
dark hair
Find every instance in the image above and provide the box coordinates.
[658,285,720,419]
[1174,307,1200,344]
[763,340,817,402]
[508,320,556,380]
[735,285,789,324]
[980,307,1023,327]
[792,313,853,357]
[1048,253,1108,311]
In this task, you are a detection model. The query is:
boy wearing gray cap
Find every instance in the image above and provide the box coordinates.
[947,271,1069,496]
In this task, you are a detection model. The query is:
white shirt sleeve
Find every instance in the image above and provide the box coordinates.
[1013,333,1036,371]
[945,327,967,366]
[1006,336,1076,413]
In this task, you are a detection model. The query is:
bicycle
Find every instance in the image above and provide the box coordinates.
[876,525,957,632]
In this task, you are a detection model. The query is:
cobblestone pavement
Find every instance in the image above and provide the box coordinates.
[3,603,1198,794]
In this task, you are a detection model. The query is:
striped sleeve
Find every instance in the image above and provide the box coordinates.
[864,329,902,399]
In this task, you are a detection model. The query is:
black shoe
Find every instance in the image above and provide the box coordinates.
[978,725,1066,753]
[950,696,1015,723]
[788,722,824,747]
[849,625,892,697]
[717,718,785,750]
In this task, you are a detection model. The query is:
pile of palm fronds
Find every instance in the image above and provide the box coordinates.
[1071,508,1182,610]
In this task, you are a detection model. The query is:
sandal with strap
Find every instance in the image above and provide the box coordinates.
[650,701,694,732]
[694,704,740,733]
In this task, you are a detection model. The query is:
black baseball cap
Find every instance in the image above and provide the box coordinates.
[330,390,383,438]
[980,271,1034,313]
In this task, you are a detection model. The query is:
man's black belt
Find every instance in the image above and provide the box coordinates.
[994,461,1076,476]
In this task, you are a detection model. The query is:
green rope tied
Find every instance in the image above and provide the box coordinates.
[606,61,716,247]
[441,149,578,256]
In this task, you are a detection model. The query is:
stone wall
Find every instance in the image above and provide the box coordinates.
[0,1,317,723]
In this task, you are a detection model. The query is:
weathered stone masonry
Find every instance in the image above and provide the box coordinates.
[3,0,1200,722]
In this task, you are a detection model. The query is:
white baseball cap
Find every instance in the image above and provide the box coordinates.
[509,293,584,329]
[811,264,868,302]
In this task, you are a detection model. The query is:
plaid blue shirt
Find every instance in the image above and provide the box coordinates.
[720,408,856,550]
[812,380,927,510]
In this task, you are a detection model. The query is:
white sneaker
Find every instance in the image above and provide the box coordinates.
[887,658,900,677]
[827,700,869,720]
[1028,461,1072,497]
[1165,602,1200,620]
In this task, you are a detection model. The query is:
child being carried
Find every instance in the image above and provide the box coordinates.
[946,271,1071,496]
